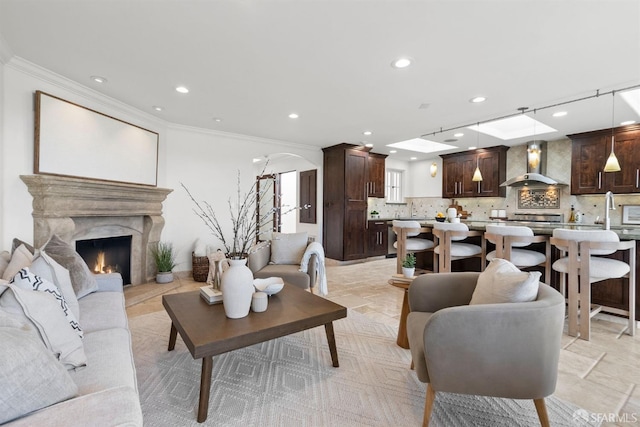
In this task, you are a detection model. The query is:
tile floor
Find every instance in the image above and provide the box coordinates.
[125,257,640,426]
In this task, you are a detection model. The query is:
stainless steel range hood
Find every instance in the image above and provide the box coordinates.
[500,141,567,187]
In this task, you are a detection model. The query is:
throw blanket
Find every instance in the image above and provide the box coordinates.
[300,242,327,296]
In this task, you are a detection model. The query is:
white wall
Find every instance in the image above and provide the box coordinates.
[407,157,442,197]
[0,56,323,272]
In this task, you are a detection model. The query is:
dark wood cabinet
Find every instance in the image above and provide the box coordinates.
[322,144,387,260]
[569,124,640,194]
[367,220,388,256]
[367,153,386,198]
[440,146,508,198]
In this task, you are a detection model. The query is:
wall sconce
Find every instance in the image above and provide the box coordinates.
[430,162,437,177]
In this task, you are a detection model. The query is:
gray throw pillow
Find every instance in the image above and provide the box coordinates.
[0,311,78,424]
[42,235,98,299]
[270,232,308,265]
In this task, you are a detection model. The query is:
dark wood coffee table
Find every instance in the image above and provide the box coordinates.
[162,284,347,423]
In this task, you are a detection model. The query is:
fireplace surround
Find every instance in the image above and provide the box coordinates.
[20,174,172,285]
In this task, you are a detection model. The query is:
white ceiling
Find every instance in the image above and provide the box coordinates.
[1,0,639,161]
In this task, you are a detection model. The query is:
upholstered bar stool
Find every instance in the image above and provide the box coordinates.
[432,222,484,273]
[392,220,434,274]
[485,224,551,285]
[551,229,636,340]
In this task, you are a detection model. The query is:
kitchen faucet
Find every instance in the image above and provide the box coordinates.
[604,191,615,230]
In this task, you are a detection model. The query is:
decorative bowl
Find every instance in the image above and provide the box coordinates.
[435,217,446,222]
[253,277,284,295]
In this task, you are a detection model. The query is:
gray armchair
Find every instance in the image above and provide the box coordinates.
[247,242,318,292]
[407,272,565,427]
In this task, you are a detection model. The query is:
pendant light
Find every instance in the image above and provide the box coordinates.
[472,123,483,182]
[604,91,621,172]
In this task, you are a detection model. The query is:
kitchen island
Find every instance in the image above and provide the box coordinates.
[394,219,640,321]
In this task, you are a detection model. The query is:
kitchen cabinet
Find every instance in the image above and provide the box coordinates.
[367,220,388,256]
[322,143,387,260]
[440,146,508,198]
[569,124,640,194]
[367,153,386,198]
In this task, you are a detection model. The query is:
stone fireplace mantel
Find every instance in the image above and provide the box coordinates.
[20,174,173,285]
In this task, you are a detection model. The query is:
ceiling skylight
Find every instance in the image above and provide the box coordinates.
[387,138,457,154]
[468,115,556,140]
[621,88,640,117]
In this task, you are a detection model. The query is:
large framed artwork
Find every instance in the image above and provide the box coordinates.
[35,91,159,186]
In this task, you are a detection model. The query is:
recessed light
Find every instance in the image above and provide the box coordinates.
[470,96,486,103]
[288,113,299,119]
[152,106,163,111]
[621,120,635,126]
[469,146,477,150]
[175,86,189,94]
[365,143,374,148]
[212,117,222,122]
[410,157,417,160]
[363,131,373,136]
[389,150,397,154]
[90,75,107,83]
[552,111,568,117]
[454,133,464,137]
[444,138,457,143]
[391,57,413,69]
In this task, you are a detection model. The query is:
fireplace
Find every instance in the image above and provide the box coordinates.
[76,236,133,285]
[20,174,172,285]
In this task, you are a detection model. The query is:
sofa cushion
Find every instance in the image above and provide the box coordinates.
[0,285,87,369]
[0,311,78,425]
[10,268,83,338]
[270,232,308,265]
[470,258,540,305]
[70,328,137,394]
[0,251,10,278]
[31,252,80,320]
[42,235,98,299]
[253,264,311,289]
[2,244,33,281]
[78,291,128,332]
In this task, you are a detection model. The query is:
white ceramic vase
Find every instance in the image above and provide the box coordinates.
[221,258,254,319]
[156,272,174,284]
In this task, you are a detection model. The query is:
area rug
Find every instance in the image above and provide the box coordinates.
[130,310,598,426]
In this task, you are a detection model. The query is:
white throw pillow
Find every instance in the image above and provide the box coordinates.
[11,268,83,338]
[31,252,80,321]
[2,244,33,281]
[470,258,541,305]
[0,284,87,369]
[270,232,308,265]
[0,310,78,424]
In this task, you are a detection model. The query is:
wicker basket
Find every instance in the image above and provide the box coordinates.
[192,252,209,282]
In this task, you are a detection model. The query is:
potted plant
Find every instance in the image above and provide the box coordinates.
[402,253,416,278]
[151,241,178,283]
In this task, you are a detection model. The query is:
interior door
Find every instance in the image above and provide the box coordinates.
[256,174,280,241]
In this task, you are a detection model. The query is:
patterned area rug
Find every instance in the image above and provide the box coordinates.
[130,310,598,426]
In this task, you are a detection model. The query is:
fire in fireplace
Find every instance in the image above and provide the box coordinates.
[76,236,132,285]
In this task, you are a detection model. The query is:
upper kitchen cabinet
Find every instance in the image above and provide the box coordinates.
[322,143,387,261]
[440,146,508,198]
[569,124,640,194]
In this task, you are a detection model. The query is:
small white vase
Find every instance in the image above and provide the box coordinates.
[221,258,254,319]
[402,267,415,279]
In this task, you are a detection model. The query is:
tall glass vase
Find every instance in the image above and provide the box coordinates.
[220,258,254,319]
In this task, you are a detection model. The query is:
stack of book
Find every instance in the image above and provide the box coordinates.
[200,286,223,304]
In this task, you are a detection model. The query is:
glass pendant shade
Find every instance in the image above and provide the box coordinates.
[472,164,483,181]
[604,136,621,172]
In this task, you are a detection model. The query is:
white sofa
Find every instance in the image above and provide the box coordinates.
[2,272,142,426]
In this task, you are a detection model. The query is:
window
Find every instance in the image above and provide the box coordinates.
[386,169,404,203]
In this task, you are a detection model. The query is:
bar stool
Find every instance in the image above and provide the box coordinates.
[392,220,434,274]
[484,224,551,285]
[432,222,484,273]
[551,229,635,340]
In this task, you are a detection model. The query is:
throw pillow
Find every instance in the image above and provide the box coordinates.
[2,244,34,281]
[0,284,87,369]
[270,232,308,265]
[11,268,83,338]
[11,238,35,255]
[31,252,80,321]
[0,251,10,278]
[42,235,98,299]
[470,258,541,305]
[0,311,78,424]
